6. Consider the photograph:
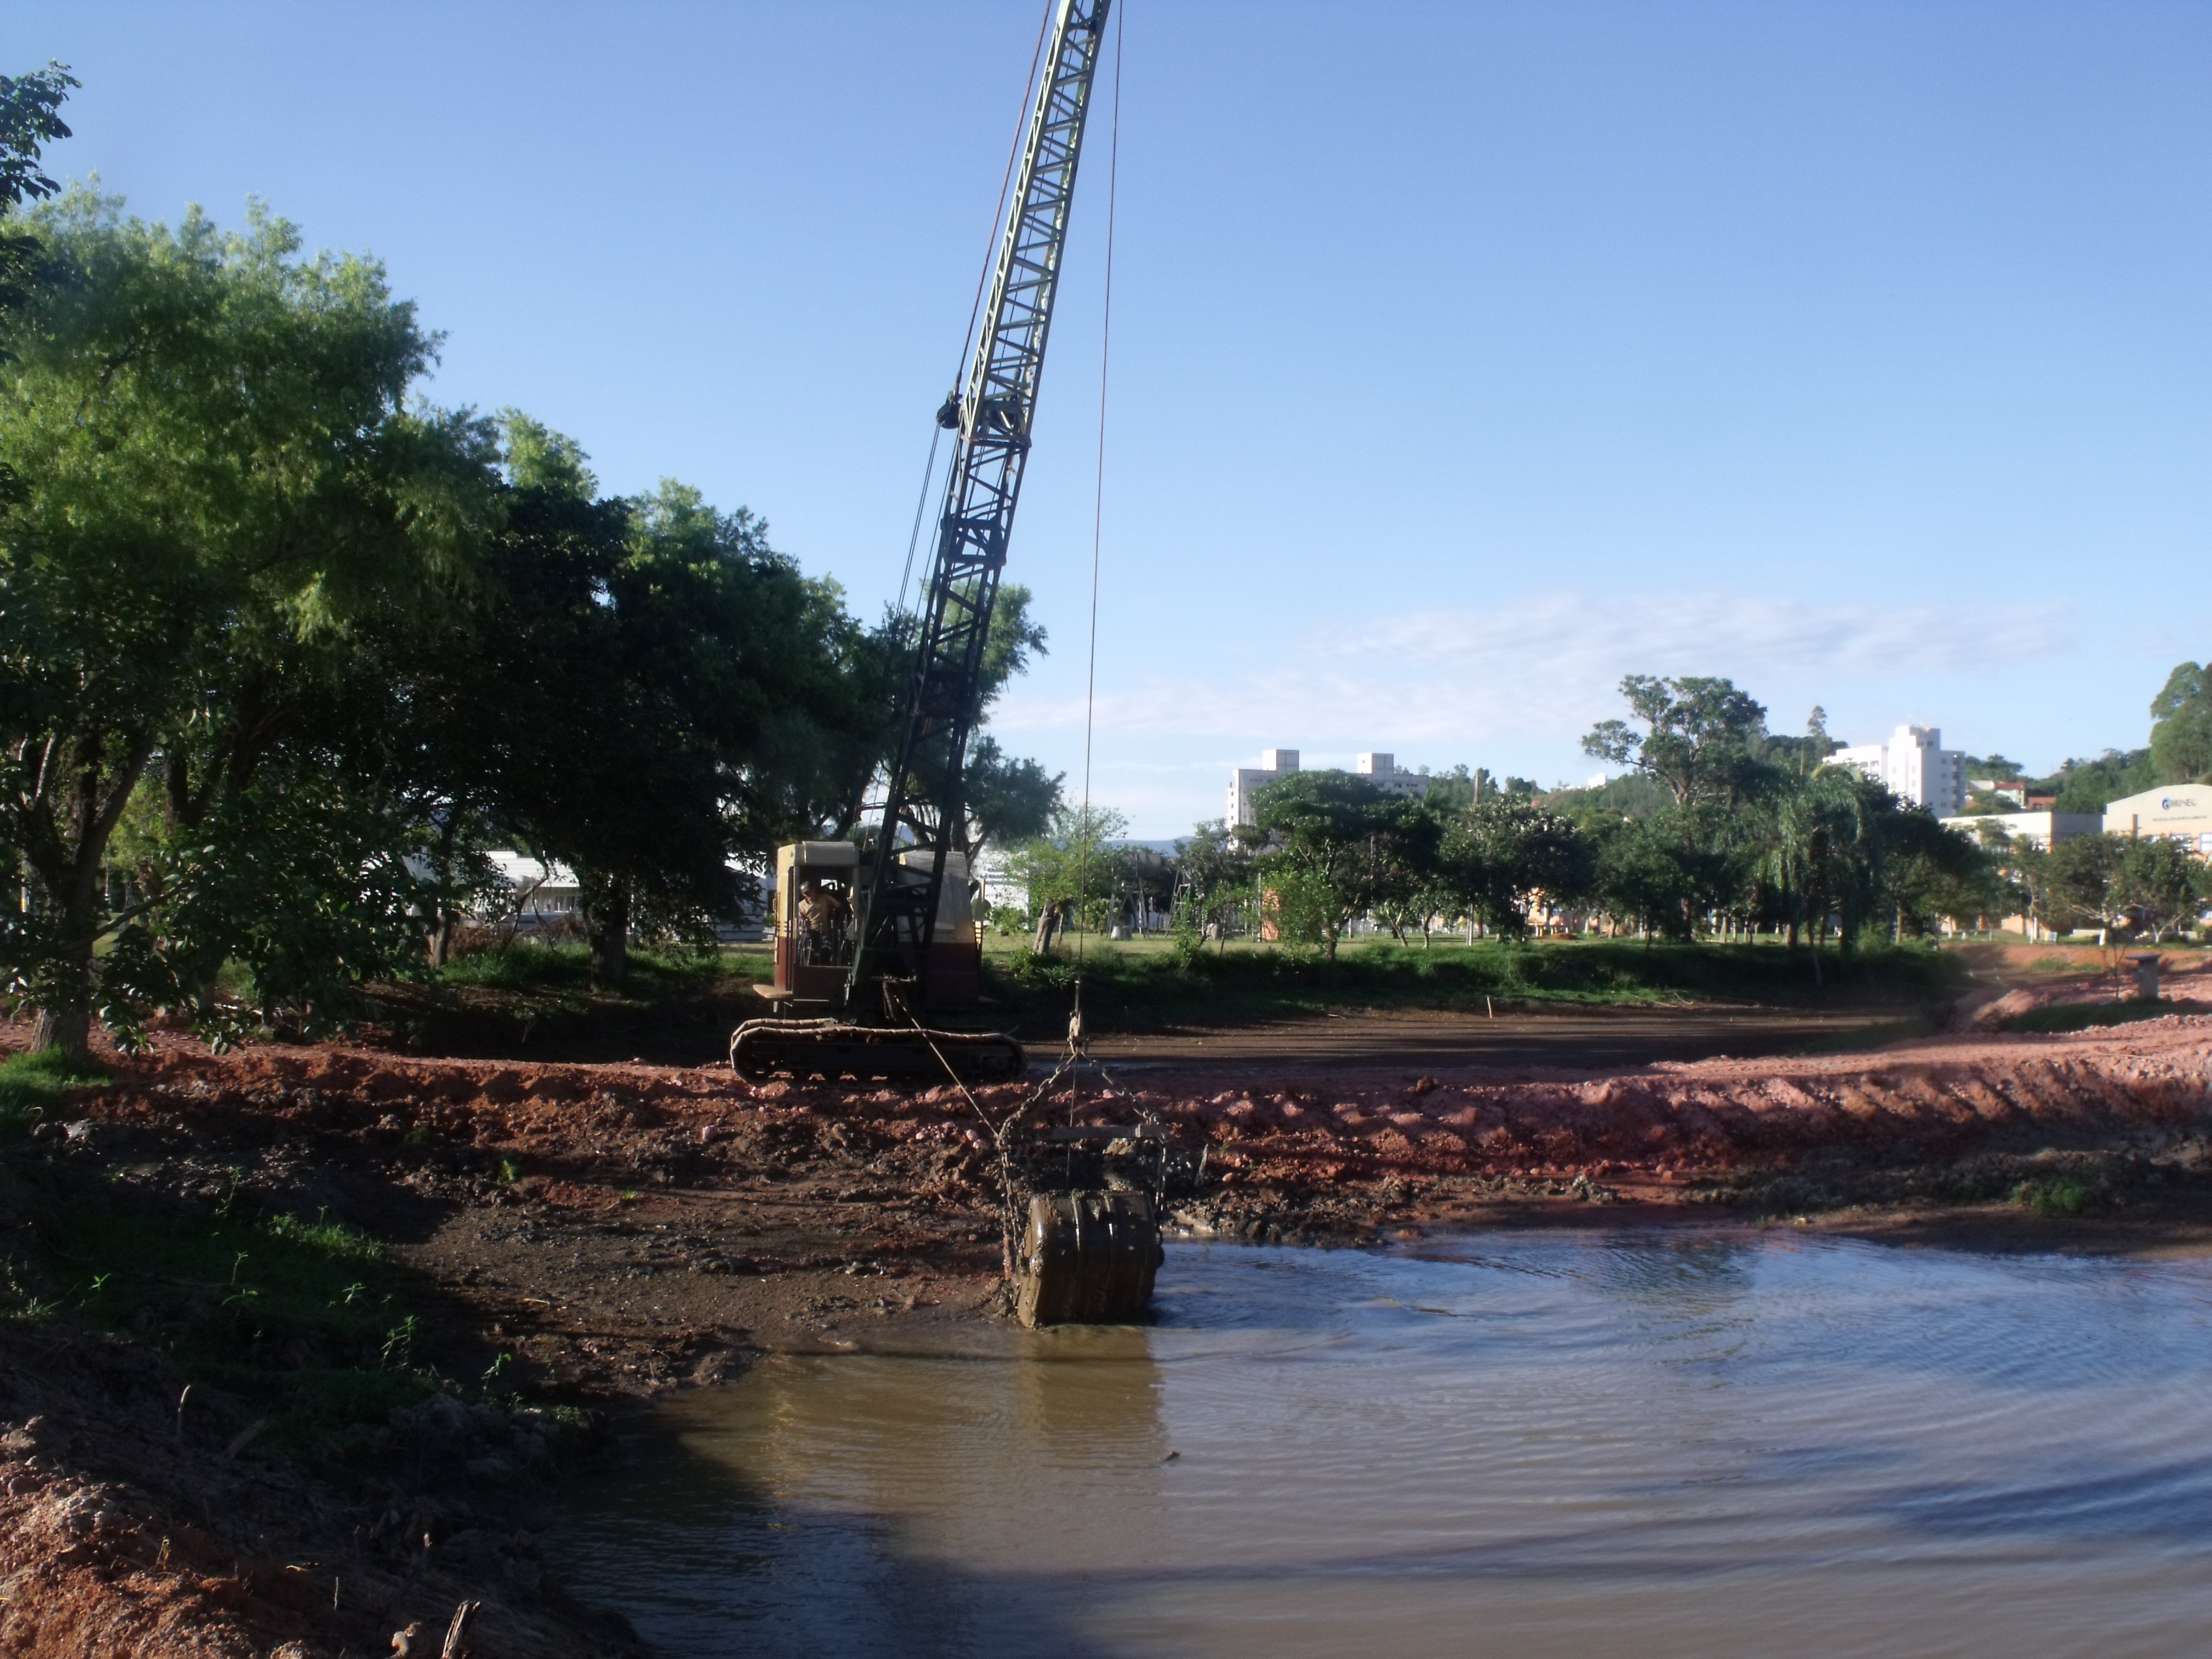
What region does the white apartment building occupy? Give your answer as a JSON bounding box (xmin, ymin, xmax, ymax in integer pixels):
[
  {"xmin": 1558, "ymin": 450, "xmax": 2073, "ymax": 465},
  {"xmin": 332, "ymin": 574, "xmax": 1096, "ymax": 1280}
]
[
  {"xmin": 1829, "ymin": 724, "xmax": 1968, "ymax": 816},
  {"xmin": 1227, "ymin": 748, "xmax": 1430, "ymax": 827}
]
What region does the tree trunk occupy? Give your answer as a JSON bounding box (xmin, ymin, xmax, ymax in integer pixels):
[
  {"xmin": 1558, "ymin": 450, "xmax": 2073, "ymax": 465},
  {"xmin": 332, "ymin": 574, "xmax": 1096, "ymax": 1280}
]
[
  {"xmin": 589, "ymin": 880, "xmax": 631, "ymax": 987},
  {"xmin": 23, "ymin": 736, "xmax": 153, "ymax": 1057},
  {"xmin": 28, "ymin": 864, "xmax": 102, "ymax": 1058},
  {"xmin": 30, "ymin": 999, "xmax": 90, "ymax": 1059}
]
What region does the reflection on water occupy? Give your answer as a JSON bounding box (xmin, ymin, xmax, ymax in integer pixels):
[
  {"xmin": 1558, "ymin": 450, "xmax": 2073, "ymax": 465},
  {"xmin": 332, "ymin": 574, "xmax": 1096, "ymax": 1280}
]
[{"xmin": 551, "ymin": 1234, "xmax": 2212, "ymax": 1658}]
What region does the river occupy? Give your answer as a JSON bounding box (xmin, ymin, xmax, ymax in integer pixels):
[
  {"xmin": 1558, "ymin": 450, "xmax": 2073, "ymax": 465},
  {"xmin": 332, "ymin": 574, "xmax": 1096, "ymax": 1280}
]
[{"xmin": 551, "ymin": 1230, "xmax": 2212, "ymax": 1657}]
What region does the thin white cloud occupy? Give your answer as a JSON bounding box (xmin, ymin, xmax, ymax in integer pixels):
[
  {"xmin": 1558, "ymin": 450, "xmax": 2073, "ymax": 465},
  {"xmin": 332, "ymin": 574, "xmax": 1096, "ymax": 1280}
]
[{"xmin": 990, "ymin": 587, "xmax": 2074, "ymax": 748}]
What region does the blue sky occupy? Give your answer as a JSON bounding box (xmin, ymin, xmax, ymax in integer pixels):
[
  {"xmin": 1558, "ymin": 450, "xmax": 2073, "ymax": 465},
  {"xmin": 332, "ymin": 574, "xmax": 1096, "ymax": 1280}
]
[{"xmin": 12, "ymin": 1, "xmax": 2208, "ymax": 834}]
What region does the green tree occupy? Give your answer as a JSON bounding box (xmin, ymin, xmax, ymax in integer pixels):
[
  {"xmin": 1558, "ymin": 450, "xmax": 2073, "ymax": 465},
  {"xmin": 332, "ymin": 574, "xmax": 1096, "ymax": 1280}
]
[
  {"xmin": 1583, "ymin": 675, "xmax": 1772, "ymax": 809},
  {"xmin": 1587, "ymin": 814, "xmax": 1701, "ymax": 942},
  {"xmin": 0, "ymin": 193, "xmax": 491, "ymax": 1053},
  {"xmin": 0, "ymin": 61, "xmax": 75, "ymax": 318},
  {"xmin": 1249, "ymin": 772, "xmax": 1416, "ymax": 960},
  {"xmin": 0, "ymin": 63, "xmax": 75, "ymax": 212},
  {"xmin": 1756, "ymin": 768, "xmax": 1889, "ymax": 973},
  {"xmin": 1008, "ymin": 805, "xmax": 1131, "ymax": 939},
  {"xmin": 1168, "ymin": 819, "xmax": 1258, "ymax": 950},
  {"xmin": 1881, "ymin": 806, "xmax": 2005, "ymax": 939},
  {"xmin": 2047, "ymin": 833, "xmax": 2130, "ymax": 943},
  {"xmin": 2112, "ymin": 834, "xmax": 2204, "ymax": 943},
  {"xmin": 2150, "ymin": 662, "xmax": 2212, "ymax": 785},
  {"xmin": 1366, "ymin": 802, "xmax": 1446, "ymax": 944},
  {"xmin": 1436, "ymin": 796, "xmax": 1592, "ymax": 940},
  {"xmin": 401, "ymin": 427, "xmax": 880, "ymax": 985},
  {"xmin": 962, "ymin": 736, "xmax": 1063, "ymax": 862},
  {"xmin": 2031, "ymin": 750, "xmax": 2156, "ymax": 814}
]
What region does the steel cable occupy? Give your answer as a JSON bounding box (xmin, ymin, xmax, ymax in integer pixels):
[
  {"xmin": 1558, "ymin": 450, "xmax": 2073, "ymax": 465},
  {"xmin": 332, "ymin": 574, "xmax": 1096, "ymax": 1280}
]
[{"xmin": 1070, "ymin": 0, "xmax": 1124, "ymax": 1030}]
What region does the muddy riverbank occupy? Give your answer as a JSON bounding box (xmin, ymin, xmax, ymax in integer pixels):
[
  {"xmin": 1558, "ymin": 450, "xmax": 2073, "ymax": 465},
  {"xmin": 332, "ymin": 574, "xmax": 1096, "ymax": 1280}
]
[{"xmin": 0, "ymin": 1007, "xmax": 2208, "ymax": 1654}]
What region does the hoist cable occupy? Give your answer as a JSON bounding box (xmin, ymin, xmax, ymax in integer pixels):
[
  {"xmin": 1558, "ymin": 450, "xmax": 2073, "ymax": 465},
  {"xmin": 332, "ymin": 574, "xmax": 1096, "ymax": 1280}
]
[
  {"xmin": 890, "ymin": 423, "xmax": 943, "ymax": 642},
  {"xmin": 1071, "ymin": 0, "xmax": 1124, "ymax": 998}
]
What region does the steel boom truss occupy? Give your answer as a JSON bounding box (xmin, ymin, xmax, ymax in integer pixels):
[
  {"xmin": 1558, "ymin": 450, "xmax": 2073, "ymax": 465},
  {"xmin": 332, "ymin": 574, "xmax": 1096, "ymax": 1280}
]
[{"xmin": 847, "ymin": 0, "xmax": 1113, "ymax": 1010}]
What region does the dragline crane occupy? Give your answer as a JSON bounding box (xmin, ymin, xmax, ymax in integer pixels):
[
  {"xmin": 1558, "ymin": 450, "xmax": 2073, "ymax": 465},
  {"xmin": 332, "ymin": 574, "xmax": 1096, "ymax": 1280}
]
[{"xmin": 731, "ymin": 0, "xmax": 1115, "ymax": 1088}]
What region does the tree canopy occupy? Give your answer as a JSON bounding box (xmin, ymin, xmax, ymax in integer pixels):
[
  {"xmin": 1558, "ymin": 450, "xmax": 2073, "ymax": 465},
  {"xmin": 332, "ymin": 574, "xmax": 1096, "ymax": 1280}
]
[
  {"xmin": 2151, "ymin": 662, "xmax": 2212, "ymax": 785},
  {"xmin": 0, "ymin": 188, "xmax": 1062, "ymax": 1045}
]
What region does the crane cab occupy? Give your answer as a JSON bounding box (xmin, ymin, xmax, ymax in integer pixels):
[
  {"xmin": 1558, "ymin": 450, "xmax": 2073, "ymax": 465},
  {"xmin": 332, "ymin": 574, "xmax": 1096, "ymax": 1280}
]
[{"xmin": 758, "ymin": 839, "xmax": 984, "ymax": 1010}]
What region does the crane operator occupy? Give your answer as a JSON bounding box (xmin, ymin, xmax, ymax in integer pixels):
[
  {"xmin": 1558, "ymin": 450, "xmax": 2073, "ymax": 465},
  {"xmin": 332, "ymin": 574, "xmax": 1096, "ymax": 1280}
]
[{"xmin": 794, "ymin": 877, "xmax": 852, "ymax": 965}]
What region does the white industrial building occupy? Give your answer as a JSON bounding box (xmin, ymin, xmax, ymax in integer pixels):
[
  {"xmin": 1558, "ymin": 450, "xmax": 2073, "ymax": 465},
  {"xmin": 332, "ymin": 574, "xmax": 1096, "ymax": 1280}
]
[
  {"xmin": 1829, "ymin": 724, "xmax": 1968, "ymax": 816},
  {"xmin": 1227, "ymin": 748, "xmax": 1430, "ymax": 827},
  {"xmin": 483, "ymin": 851, "xmax": 582, "ymax": 923},
  {"xmin": 1939, "ymin": 810, "xmax": 2100, "ymax": 851},
  {"xmin": 2103, "ymin": 785, "xmax": 2212, "ymax": 856}
]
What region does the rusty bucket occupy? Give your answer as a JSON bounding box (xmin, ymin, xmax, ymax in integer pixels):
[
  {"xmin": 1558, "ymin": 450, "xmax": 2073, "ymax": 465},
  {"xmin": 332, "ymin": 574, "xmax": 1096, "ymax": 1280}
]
[{"xmin": 1015, "ymin": 1191, "xmax": 1162, "ymax": 1328}]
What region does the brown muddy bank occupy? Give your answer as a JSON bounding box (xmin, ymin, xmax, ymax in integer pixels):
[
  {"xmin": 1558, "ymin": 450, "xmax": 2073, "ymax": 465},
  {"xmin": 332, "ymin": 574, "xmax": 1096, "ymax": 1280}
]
[{"xmin": 0, "ymin": 1010, "xmax": 2208, "ymax": 1653}]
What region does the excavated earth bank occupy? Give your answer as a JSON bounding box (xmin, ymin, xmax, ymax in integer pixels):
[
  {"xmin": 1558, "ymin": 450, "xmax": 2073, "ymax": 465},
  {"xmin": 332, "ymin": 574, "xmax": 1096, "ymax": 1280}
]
[{"xmin": 0, "ymin": 1010, "xmax": 2209, "ymax": 1655}]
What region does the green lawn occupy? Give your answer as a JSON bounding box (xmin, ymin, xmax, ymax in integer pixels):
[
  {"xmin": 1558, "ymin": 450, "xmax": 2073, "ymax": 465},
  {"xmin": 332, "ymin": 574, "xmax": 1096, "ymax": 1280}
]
[
  {"xmin": 363, "ymin": 940, "xmax": 773, "ymax": 1063},
  {"xmin": 984, "ymin": 932, "xmax": 1969, "ymax": 1031}
]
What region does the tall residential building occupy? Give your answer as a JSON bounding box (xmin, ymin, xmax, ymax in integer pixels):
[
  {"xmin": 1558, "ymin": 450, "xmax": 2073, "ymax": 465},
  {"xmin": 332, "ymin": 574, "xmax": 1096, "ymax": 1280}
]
[
  {"xmin": 1228, "ymin": 748, "xmax": 1299, "ymax": 827},
  {"xmin": 1829, "ymin": 724, "xmax": 1968, "ymax": 816},
  {"xmin": 1227, "ymin": 748, "xmax": 1429, "ymax": 827}
]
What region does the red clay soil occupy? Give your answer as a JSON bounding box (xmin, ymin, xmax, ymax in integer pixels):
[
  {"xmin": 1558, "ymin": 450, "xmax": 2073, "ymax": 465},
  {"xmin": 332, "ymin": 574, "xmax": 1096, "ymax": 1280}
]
[{"xmin": 2, "ymin": 1007, "xmax": 2211, "ymax": 1654}]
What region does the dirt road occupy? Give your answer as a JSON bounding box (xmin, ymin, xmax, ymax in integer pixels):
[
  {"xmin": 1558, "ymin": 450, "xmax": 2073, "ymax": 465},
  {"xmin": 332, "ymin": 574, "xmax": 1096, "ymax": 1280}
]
[{"xmin": 1085, "ymin": 1001, "xmax": 1906, "ymax": 1074}]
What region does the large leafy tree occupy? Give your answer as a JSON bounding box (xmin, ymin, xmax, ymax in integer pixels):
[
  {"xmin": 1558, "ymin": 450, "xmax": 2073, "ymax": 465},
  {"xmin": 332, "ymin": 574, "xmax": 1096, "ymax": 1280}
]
[
  {"xmin": 2047, "ymin": 833, "xmax": 2130, "ymax": 944},
  {"xmin": 1583, "ymin": 675, "xmax": 1773, "ymax": 809},
  {"xmin": 395, "ymin": 421, "xmax": 886, "ymax": 985},
  {"xmin": 1881, "ymin": 804, "xmax": 2005, "ymax": 940},
  {"xmin": 1248, "ymin": 772, "xmax": 1420, "ymax": 961},
  {"xmin": 1008, "ymin": 804, "xmax": 1131, "ymax": 936},
  {"xmin": 962, "ymin": 736, "xmax": 1063, "ymax": 862},
  {"xmin": 0, "ymin": 61, "xmax": 75, "ymax": 318},
  {"xmin": 0, "ymin": 193, "xmax": 491, "ymax": 1052},
  {"xmin": 2150, "ymin": 662, "xmax": 2212, "ymax": 785},
  {"xmin": 2111, "ymin": 834, "xmax": 2204, "ymax": 943},
  {"xmin": 1436, "ymin": 796, "xmax": 1591, "ymax": 940},
  {"xmin": 1168, "ymin": 819, "xmax": 1257, "ymax": 945},
  {"xmin": 1582, "ymin": 814, "xmax": 1701, "ymax": 940}
]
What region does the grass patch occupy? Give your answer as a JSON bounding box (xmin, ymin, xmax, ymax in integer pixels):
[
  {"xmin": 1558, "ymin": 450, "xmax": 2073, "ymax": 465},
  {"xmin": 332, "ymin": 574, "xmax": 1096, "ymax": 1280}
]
[
  {"xmin": 364, "ymin": 941, "xmax": 773, "ymax": 1061},
  {"xmin": 2003, "ymin": 999, "xmax": 2183, "ymax": 1035},
  {"xmin": 2014, "ymin": 1176, "xmax": 2099, "ymax": 1216},
  {"xmin": 987, "ymin": 937, "xmax": 1969, "ymax": 1030},
  {"xmin": 55, "ymin": 1207, "xmax": 444, "ymax": 1459},
  {"xmin": 0, "ymin": 1049, "xmax": 112, "ymax": 1134},
  {"xmin": 435, "ymin": 939, "xmax": 762, "ymax": 994}
]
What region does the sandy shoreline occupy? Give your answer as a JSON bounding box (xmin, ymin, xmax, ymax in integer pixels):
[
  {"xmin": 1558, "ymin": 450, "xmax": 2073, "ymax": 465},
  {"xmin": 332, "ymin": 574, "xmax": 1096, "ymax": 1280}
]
[{"xmin": 0, "ymin": 1007, "xmax": 2207, "ymax": 1653}]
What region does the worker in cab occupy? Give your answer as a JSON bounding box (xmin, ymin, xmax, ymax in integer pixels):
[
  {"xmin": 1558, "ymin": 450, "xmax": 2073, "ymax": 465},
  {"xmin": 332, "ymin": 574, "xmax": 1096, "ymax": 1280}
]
[{"xmin": 795, "ymin": 878, "xmax": 851, "ymax": 962}]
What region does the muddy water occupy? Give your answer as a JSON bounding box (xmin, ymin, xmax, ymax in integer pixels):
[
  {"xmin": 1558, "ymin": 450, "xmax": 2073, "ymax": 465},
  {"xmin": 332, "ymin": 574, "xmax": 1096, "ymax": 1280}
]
[{"xmin": 552, "ymin": 1235, "xmax": 2212, "ymax": 1657}]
